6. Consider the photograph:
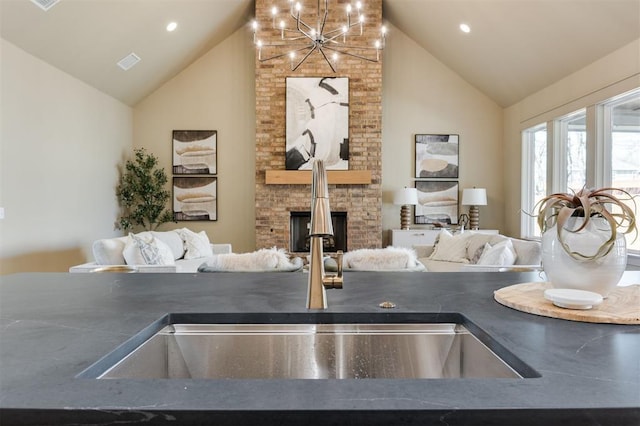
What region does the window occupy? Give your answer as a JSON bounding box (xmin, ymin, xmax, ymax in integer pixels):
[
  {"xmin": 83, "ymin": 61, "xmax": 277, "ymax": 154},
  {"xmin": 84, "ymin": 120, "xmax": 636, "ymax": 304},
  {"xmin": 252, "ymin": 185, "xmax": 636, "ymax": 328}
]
[
  {"xmin": 521, "ymin": 88, "xmax": 640, "ymax": 257},
  {"xmin": 601, "ymin": 90, "xmax": 640, "ymax": 253},
  {"xmin": 558, "ymin": 110, "xmax": 587, "ymax": 193},
  {"xmin": 521, "ymin": 124, "xmax": 547, "ymax": 238}
]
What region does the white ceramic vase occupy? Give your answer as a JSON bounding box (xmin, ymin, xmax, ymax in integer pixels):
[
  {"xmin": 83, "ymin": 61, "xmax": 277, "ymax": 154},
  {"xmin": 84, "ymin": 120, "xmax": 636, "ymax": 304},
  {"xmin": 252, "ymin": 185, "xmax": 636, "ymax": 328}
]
[{"xmin": 541, "ymin": 217, "xmax": 626, "ymax": 297}]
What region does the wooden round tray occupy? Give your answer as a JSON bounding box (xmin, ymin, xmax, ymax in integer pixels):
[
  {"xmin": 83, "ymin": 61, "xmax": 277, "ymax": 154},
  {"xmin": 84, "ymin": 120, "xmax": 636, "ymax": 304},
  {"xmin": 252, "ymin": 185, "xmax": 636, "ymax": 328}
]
[{"xmin": 494, "ymin": 282, "xmax": 639, "ymax": 324}]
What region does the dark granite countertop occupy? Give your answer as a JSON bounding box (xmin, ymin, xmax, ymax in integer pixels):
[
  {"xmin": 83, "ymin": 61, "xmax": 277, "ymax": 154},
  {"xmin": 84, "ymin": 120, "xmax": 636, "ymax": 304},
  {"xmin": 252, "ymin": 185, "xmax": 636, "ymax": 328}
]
[{"xmin": 0, "ymin": 271, "xmax": 638, "ymax": 425}]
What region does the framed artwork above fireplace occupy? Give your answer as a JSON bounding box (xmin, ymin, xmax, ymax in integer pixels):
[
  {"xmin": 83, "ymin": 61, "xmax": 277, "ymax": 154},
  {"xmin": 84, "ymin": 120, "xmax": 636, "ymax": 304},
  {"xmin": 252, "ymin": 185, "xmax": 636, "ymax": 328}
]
[{"xmin": 285, "ymin": 77, "xmax": 349, "ymax": 171}]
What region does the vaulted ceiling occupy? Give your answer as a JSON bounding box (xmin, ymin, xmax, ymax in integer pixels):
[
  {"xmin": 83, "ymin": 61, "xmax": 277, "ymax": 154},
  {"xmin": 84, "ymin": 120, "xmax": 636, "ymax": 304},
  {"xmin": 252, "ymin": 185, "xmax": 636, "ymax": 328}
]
[{"xmin": 1, "ymin": 0, "xmax": 638, "ymax": 107}]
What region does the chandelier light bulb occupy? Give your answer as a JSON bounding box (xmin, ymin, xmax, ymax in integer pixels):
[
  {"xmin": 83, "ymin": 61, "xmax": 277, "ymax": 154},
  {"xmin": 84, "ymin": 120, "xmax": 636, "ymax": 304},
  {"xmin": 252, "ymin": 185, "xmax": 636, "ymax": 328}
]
[
  {"xmin": 381, "ymin": 25, "xmax": 387, "ymax": 35},
  {"xmin": 342, "ymin": 25, "xmax": 348, "ymax": 33},
  {"xmin": 359, "ymin": 14, "xmax": 365, "ymax": 23},
  {"xmin": 296, "ymin": 2, "xmax": 301, "ymax": 12},
  {"xmin": 375, "ymin": 40, "xmax": 380, "ymax": 49},
  {"xmin": 289, "ymin": 51, "xmax": 295, "ymax": 59},
  {"xmin": 332, "ymin": 52, "xmax": 338, "ymax": 61},
  {"xmin": 356, "ymin": 1, "xmax": 362, "ymax": 11},
  {"xmin": 272, "ymin": 6, "xmax": 278, "ymax": 15},
  {"xmin": 346, "ymin": 4, "xmax": 352, "ymax": 13}
]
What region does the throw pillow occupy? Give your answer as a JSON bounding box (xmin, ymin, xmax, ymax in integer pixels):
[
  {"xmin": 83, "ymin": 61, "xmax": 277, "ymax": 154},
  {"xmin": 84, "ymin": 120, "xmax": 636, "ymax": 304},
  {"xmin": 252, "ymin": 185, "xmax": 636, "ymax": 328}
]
[
  {"xmin": 179, "ymin": 228, "xmax": 214, "ymax": 259},
  {"xmin": 151, "ymin": 230, "xmax": 185, "ymax": 260},
  {"xmin": 469, "ymin": 244, "xmax": 485, "ymax": 264},
  {"xmin": 509, "ymin": 238, "xmax": 542, "ymax": 265},
  {"xmin": 477, "ymin": 239, "xmax": 517, "ymax": 266},
  {"xmin": 466, "ymin": 233, "xmax": 507, "ymax": 262},
  {"xmin": 123, "ymin": 233, "xmax": 175, "ymax": 266},
  {"xmin": 412, "ymin": 244, "xmax": 434, "ymax": 259},
  {"xmin": 428, "ymin": 230, "xmax": 470, "ymax": 263},
  {"xmin": 92, "ymin": 237, "xmax": 128, "ymax": 265}
]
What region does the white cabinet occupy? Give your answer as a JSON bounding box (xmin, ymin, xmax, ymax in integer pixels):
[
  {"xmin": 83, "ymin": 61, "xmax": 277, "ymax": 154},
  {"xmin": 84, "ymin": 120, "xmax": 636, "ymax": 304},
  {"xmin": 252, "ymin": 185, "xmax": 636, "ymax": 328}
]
[
  {"xmin": 391, "ymin": 229, "xmax": 499, "ymax": 249},
  {"xmin": 391, "ymin": 230, "xmax": 440, "ymax": 248}
]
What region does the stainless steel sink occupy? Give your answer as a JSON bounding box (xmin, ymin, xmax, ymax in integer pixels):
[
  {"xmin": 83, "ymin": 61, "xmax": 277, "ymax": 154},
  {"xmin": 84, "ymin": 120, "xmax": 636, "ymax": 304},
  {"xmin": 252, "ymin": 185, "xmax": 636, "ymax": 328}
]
[{"xmin": 89, "ymin": 322, "xmax": 526, "ymax": 379}]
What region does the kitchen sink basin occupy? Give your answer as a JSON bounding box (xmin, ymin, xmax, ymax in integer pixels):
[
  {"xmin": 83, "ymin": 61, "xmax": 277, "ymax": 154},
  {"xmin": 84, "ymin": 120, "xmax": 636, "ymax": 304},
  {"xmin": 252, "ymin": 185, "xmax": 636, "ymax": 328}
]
[{"xmin": 80, "ymin": 314, "xmax": 537, "ymax": 380}]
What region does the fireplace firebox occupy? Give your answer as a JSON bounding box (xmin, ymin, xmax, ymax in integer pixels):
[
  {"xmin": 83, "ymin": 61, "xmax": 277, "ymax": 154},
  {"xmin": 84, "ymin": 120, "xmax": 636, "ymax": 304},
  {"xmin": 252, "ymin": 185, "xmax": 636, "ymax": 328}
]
[{"xmin": 290, "ymin": 211, "xmax": 347, "ymax": 253}]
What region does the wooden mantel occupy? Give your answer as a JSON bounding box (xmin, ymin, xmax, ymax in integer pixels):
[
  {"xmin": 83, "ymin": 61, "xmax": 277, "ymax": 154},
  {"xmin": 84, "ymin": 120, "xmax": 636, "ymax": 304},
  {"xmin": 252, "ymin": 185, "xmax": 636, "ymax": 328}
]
[{"xmin": 265, "ymin": 170, "xmax": 372, "ymax": 185}]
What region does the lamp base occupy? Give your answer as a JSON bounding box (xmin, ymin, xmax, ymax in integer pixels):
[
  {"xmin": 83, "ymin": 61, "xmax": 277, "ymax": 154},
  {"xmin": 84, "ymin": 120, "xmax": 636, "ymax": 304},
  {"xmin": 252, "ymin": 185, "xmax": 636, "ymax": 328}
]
[
  {"xmin": 469, "ymin": 205, "xmax": 480, "ymax": 230},
  {"xmin": 400, "ymin": 205, "xmax": 412, "ymax": 230}
]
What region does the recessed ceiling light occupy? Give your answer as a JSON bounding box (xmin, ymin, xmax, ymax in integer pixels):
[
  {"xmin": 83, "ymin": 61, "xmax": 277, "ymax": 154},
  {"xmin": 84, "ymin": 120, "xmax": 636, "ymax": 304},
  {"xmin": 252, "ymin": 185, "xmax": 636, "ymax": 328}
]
[
  {"xmin": 460, "ymin": 23, "xmax": 471, "ymax": 33},
  {"xmin": 166, "ymin": 22, "xmax": 178, "ymax": 32}
]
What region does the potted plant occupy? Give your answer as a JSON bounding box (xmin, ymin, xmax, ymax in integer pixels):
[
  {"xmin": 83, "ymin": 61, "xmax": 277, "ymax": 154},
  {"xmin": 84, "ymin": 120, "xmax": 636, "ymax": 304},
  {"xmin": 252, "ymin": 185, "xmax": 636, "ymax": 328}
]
[
  {"xmin": 115, "ymin": 148, "xmax": 175, "ymax": 232},
  {"xmin": 535, "ymin": 187, "xmax": 637, "ymax": 296}
]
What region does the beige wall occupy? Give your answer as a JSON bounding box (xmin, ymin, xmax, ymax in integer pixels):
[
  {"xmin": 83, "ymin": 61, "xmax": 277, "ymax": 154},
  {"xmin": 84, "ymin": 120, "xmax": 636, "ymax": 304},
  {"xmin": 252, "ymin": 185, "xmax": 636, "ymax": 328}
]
[
  {"xmin": 503, "ymin": 38, "xmax": 640, "ymax": 238},
  {"xmin": 0, "ymin": 39, "xmax": 133, "ymax": 273},
  {"xmin": 381, "ymin": 24, "xmax": 504, "ymax": 243},
  {"xmin": 133, "ymin": 28, "xmax": 256, "ymax": 253}
]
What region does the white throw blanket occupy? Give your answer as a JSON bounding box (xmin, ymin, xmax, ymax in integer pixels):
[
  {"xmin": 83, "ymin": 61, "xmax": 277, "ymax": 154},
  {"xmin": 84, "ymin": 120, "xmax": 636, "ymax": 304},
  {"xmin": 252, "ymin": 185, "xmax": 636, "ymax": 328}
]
[
  {"xmin": 343, "ymin": 247, "xmax": 424, "ymax": 271},
  {"xmin": 199, "ymin": 247, "xmax": 303, "ymax": 272}
]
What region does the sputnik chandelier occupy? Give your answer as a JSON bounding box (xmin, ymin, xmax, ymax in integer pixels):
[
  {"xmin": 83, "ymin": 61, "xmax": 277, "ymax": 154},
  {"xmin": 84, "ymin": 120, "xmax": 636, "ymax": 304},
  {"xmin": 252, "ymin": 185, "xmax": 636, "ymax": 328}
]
[{"xmin": 252, "ymin": 0, "xmax": 387, "ymax": 72}]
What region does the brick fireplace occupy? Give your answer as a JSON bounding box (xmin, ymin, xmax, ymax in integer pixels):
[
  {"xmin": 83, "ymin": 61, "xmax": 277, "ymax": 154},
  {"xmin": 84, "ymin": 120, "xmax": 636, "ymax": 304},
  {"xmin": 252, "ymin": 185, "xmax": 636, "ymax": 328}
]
[{"xmin": 254, "ymin": 0, "xmax": 382, "ymax": 252}]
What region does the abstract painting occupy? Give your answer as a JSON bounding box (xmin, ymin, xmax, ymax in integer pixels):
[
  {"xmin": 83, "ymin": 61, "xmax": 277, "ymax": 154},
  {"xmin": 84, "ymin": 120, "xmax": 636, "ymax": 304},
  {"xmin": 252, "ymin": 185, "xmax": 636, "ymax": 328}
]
[
  {"xmin": 285, "ymin": 77, "xmax": 349, "ymax": 170},
  {"xmin": 415, "ymin": 134, "xmax": 459, "ymax": 178},
  {"xmin": 173, "ymin": 130, "xmax": 217, "ymax": 175},
  {"xmin": 173, "ymin": 177, "xmax": 217, "ymax": 221},
  {"xmin": 414, "ymin": 180, "xmax": 459, "ymax": 225}
]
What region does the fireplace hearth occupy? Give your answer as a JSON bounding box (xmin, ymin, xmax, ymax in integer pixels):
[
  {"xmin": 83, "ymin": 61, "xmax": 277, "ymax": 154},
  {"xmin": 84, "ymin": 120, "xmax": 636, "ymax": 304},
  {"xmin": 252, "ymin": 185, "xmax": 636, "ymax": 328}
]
[{"xmin": 290, "ymin": 211, "xmax": 347, "ymax": 253}]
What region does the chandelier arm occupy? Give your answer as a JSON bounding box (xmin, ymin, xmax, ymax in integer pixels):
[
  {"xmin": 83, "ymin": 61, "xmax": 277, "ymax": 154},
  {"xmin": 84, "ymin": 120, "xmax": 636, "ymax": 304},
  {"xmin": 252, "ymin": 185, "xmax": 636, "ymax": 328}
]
[
  {"xmin": 323, "ymin": 46, "xmax": 380, "ymax": 63},
  {"xmin": 296, "ymin": 21, "xmax": 315, "ymax": 41},
  {"xmin": 280, "ymin": 29, "xmax": 313, "ymax": 42},
  {"xmin": 319, "ymin": 0, "xmax": 329, "ymax": 36},
  {"xmin": 290, "ymin": 10, "xmax": 313, "ymax": 34},
  {"xmin": 260, "ymin": 41, "xmax": 312, "ymax": 48},
  {"xmin": 259, "ymin": 44, "xmax": 314, "ymax": 62},
  {"xmin": 322, "ymin": 20, "xmax": 365, "ymax": 41},
  {"xmin": 318, "ymin": 47, "xmax": 337, "ymax": 73},
  {"xmin": 324, "ymin": 39, "xmax": 382, "ymax": 51},
  {"xmin": 292, "ymin": 45, "xmax": 319, "ymax": 71}
]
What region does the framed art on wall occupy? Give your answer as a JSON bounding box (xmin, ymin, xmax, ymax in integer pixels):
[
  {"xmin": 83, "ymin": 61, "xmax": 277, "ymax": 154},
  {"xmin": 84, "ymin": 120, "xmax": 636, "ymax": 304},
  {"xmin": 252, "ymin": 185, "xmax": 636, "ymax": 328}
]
[
  {"xmin": 172, "ymin": 130, "xmax": 217, "ymax": 175},
  {"xmin": 415, "ymin": 134, "xmax": 459, "ymax": 178},
  {"xmin": 285, "ymin": 77, "xmax": 349, "ymax": 171},
  {"xmin": 414, "ymin": 180, "xmax": 459, "ymax": 225},
  {"xmin": 173, "ymin": 177, "xmax": 217, "ymax": 221}
]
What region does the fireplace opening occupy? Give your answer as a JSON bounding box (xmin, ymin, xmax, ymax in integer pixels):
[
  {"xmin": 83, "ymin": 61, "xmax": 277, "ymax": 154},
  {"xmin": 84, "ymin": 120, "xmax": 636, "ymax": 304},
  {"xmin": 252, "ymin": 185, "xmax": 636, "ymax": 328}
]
[{"xmin": 290, "ymin": 211, "xmax": 347, "ymax": 253}]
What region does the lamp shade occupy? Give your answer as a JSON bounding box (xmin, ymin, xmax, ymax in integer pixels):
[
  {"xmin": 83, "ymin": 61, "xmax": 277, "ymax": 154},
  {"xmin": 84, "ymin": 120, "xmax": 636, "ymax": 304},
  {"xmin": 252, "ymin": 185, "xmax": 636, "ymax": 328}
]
[
  {"xmin": 393, "ymin": 187, "xmax": 418, "ymax": 205},
  {"xmin": 461, "ymin": 188, "xmax": 487, "ymax": 206}
]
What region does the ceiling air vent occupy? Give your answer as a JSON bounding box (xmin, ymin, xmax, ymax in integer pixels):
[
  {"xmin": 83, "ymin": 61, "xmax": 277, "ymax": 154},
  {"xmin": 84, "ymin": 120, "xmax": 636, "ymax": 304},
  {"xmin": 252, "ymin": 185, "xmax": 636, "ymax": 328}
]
[
  {"xmin": 30, "ymin": 0, "xmax": 60, "ymax": 11},
  {"xmin": 117, "ymin": 53, "xmax": 141, "ymax": 71}
]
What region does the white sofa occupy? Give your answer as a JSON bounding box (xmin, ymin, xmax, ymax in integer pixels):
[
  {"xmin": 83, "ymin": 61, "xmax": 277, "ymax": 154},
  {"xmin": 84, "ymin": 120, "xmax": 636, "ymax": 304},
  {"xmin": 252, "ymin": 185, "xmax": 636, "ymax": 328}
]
[
  {"xmin": 413, "ymin": 230, "xmax": 542, "ymax": 272},
  {"xmin": 69, "ymin": 229, "xmax": 232, "ymax": 273}
]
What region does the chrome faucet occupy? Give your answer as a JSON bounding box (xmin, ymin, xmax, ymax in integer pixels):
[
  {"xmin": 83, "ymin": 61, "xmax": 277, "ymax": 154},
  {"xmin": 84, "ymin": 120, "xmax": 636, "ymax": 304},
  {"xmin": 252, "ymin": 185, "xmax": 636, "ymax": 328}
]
[{"xmin": 307, "ymin": 159, "xmax": 343, "ymax": 309}]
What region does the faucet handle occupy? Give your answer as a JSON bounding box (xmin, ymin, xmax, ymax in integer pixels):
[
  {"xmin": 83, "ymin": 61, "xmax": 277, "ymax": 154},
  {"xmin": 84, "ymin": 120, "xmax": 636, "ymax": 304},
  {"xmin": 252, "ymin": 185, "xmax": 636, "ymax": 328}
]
[
  {"xmin": 335, "ymin": 250, "xmax": 343, "ymax": 279},
  {"xmin": 323, "ymin": 250, "xmax": 343, "ymax": 289}
]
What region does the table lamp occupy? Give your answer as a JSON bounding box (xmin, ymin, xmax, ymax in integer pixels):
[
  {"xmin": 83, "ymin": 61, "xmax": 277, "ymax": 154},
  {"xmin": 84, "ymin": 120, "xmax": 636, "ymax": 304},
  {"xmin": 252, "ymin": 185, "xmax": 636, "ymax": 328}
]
[
  {"xmin": 393, "ymin": 187, "xmax": 419, "ymax": 230},
  {"xmin": 461, "ymin": 188, "xmax": 487, "ymax": 230}
]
